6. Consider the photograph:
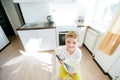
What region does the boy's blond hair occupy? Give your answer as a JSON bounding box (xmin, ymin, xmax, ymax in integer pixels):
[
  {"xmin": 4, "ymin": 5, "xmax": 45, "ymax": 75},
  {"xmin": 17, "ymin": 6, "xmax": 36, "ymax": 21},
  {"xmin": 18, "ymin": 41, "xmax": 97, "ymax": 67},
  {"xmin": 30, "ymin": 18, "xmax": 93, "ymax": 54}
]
[{"xmin": 65, "ymin": 31, "xmax": 80, "ymax": 42}]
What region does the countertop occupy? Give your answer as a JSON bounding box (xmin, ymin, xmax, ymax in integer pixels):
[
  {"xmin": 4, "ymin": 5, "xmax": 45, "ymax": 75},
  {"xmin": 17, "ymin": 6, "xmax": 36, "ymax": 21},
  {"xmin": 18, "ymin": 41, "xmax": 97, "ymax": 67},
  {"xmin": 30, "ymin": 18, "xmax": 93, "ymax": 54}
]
[{"xmin": 17, "ymin": 22, "xmax": 56, "ymax": 31}]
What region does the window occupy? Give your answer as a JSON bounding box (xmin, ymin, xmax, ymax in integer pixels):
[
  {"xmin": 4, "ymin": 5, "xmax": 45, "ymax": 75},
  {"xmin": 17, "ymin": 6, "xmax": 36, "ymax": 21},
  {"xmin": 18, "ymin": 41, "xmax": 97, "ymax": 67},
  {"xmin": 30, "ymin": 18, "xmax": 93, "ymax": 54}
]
[{"xmin": 93, "ymin": 0, "xmax": 120, "ymax": 30}]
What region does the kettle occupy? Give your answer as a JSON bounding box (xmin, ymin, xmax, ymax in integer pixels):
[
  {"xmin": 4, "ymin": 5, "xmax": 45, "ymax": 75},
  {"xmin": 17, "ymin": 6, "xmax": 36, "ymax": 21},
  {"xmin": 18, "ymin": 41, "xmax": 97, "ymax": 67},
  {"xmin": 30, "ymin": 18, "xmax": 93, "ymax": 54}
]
[{"xmin": 47, "ymin": 15, "xmax": 54, "ymax": 24}]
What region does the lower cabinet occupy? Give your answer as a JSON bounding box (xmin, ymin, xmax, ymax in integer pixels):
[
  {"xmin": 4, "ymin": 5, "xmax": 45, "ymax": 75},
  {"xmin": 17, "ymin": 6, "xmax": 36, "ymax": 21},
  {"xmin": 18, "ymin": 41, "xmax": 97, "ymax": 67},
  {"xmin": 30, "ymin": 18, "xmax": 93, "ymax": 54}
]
[
  {"xmin": 94, "ymin": 44, "xmax": 120, "ymax": 79},
  {"xmin": 77, "ymin": 27, "xmax": 87, "ymax": 47},
  {"xmin": 82, "ymin": 27, "xmax": 120, "ymax": 79},
  {"xmin": 17, "ymin": 28, "xmax": 56, "ymax": 51},
  {"xmin": 18, "ymin": 30, "xmax": 40, "ymax": 51},
  {"xmin": 84, "ymin": 28, "xmax": 100, "ymax": 53},
  {"xmin": 37, "ymin": 29, "xmax": 57, "ymax": 51},
  {"xmin": 108, "ymin": 52, "xmax": 120, "ymax": 79},
  {"xmin": 0, "ymin": 26, "xmax": 9, "ymax": 51}
]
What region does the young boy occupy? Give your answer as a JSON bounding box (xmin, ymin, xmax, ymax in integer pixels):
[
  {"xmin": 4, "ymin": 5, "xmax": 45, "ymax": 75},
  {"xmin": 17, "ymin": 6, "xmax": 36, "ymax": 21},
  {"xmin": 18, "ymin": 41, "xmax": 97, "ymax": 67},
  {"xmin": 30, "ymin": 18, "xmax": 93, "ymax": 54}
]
[{"xmin": 55, "ymin": 31, "xmax": 82, "ymax": 80}]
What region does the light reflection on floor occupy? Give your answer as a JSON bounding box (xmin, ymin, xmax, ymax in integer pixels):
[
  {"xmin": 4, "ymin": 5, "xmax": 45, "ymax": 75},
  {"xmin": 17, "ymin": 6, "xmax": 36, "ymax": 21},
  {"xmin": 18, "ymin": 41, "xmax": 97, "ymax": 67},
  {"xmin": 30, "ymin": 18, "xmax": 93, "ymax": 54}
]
[{"xmin": 0, "ymin": 50, "xmax": 56, "ymax": 80}]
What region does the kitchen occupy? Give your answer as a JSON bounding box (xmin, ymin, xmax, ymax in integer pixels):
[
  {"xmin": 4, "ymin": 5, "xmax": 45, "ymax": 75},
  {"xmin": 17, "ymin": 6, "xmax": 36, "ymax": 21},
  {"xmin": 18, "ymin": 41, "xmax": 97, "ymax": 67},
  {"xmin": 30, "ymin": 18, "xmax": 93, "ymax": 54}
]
[{"xmin": 0, "ymin": 0, "xmax": 120, "ymax": 80}]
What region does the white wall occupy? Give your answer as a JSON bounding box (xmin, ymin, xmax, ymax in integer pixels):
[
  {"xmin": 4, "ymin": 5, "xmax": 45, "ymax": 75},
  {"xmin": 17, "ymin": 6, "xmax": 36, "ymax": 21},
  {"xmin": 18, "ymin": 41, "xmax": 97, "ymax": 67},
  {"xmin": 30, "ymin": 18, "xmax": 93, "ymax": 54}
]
[
  {"xmin": 19, "ymin": 1, "xmax": 98, "ymax": 25},
  {"xmin": 20, "ymin": 3, "xmax": 50, "ymax": 23},
  {"xmin": 19, "ymin": 3, "xmax": 84, "ymax": 24},
  {"xmin": 50, "ymin": 3, "xmax": 78, "ymax": 25}
]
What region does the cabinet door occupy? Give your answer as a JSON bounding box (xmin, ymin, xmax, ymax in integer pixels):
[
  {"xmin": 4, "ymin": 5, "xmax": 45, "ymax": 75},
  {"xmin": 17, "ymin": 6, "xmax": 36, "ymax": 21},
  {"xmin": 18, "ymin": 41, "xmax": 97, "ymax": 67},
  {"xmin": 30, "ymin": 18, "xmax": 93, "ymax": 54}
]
[
  {"xmin": 13, "ymin": 0, "xmax": 33, "ymax": 3},
  {"xmin": 13, "ymin": 0, "xmax": 50, "ymax": 3},
  {"xmin": 0, "ymin": 26, "xmax": 9, "ymax": 50},
  {"xmin": 77, "ymin": 27, "xmax": 87, "ymax": 47},
  {"xmin": 37, "ymin": 29, "xmax": 56, "ymax": 51},
  {"xmin": 17, "ymin": 30, "xmax": 39, "ymax": 51},
  {"xmin": 108, "ymin": 56, "xmax": 120, "ymax": 78},
  {"xmin": 84, "ymin": 28, "xmax": 99, "ymax": 53},
  {"xmin": 108, "ymin": 45, "xmax": 120, "ymax": 78},
  {"xmin": 94, "ymin": 44, "xmax": 120, "ymax": 74}
]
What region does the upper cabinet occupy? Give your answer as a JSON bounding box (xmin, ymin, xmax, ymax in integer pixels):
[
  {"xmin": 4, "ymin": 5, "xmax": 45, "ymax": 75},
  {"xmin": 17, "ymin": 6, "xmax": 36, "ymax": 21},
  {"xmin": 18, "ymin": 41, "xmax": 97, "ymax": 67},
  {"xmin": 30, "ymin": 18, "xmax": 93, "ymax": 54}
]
[
  {"xmin": 13, "ymin": 0, "xmax": 49, "ymax": 3},
  {"xmin": 13, "ymin": 0, "xmax": 76, "ymax": 3},
  {"xmin": 52, "ymin": 0, "xmax": 76, "ymax": 3},
  {"xmin": 13, "ymin": 0, "xmax": 32, "ymax": 3}
]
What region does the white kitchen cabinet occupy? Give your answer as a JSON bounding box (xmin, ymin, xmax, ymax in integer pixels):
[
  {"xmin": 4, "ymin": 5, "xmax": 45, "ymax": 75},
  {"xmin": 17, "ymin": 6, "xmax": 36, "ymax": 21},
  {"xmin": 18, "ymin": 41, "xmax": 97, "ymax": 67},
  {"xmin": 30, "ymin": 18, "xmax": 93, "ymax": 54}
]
[
  {"xmin": 77, "ymin": 27, "xmax": 87, "ymax": 47},
  {"xmin": 84, "ymin": 28, "xmax": 100, "ymax": 53},
  {"xmin": 37, "ymin": 28, "xmax": 56, "ymax": 51},
  {"xmin": 0, "ymin": 26, "xmax": 9, "ymax": 50},
  {"xmin": 13, "ymin": 0, "xmax": 33, "ymax": 3},
  {"xmin": 13, "ymin": 0, "xmax": 75, "ymax": 3},
  {"xmin": 17, "ymin": 28, "xmax": 56, "ymax": 51},
  {"xmin": 17, "ymin": 30, "xmax": 40, "ymax": 51},
  {"xmin": 108, "ymin": 49, "xmax": 120, "ymax": 79},
  {"xmin": 52, "ymin": 0, "xmax": 76, "ymax": 3},
  {"xmin": 94, "ymin": 44, "xmax": 120, "ymax": 78},
  {"xmin": 13, "ymin": 0, "xmax": 50, "ymax": 3}
]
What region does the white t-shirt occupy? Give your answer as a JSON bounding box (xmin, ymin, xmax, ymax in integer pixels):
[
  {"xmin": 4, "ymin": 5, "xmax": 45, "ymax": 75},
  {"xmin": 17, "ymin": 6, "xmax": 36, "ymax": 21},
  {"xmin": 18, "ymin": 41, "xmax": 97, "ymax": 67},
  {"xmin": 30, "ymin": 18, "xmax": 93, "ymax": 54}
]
[{"xmin": 55, "ymin": 46, "xmax": 82, "ymax": 72}]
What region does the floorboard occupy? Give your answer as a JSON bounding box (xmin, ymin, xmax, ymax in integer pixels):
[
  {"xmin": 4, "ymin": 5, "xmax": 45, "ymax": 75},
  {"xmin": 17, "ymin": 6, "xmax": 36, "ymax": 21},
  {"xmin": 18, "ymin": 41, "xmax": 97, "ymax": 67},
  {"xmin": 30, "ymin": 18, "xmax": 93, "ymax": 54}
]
[{"xmin": 0, "ymin": 35, "xmax": 110, "ymax": 80}]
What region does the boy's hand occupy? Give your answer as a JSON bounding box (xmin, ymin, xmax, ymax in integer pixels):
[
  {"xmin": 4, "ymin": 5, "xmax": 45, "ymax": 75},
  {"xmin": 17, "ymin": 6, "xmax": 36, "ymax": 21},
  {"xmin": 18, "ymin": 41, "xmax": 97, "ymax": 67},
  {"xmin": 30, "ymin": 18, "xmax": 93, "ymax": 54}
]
[{"xmin": 59, "ymin": 60, "xmax": 64, "ymax": 65}]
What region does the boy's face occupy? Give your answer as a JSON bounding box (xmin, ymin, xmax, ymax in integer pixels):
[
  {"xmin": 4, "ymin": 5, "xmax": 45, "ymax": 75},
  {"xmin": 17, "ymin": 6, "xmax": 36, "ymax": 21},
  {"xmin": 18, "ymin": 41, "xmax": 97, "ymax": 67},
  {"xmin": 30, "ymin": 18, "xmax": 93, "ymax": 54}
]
[{"xmin": 65, "ymin": 37, "xmax": 78, "ymax": 51}]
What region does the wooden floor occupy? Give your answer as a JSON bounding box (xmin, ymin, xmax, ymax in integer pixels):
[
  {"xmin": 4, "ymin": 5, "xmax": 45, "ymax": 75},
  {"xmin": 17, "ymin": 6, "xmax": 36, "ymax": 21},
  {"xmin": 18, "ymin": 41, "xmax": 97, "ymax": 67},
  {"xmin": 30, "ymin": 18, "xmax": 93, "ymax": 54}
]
[{"xmin": 0, "ymin": 35, "xmax": 110, "ymax": 80}]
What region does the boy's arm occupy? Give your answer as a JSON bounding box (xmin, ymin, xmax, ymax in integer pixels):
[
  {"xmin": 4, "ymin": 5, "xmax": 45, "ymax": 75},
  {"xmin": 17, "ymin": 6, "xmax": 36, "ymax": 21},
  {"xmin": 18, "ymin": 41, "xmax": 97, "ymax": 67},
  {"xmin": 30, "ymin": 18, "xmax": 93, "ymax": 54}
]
[{"xmin": 74, "ymin": 49, "xmax": 82, "ymax": 63}]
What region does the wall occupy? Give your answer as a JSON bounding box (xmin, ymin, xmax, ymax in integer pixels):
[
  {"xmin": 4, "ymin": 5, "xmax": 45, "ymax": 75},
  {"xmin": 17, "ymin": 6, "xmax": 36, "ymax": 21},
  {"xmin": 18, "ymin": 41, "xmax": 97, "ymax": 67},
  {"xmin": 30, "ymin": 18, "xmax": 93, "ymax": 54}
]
[
  {"xmin": 13, "ymin": 0, "xmax": 99, "ymax": 26},
  {"xmin": 20, "ymin": 3, "xmax": 50, "ymax": 23},
  {"xmin": 19, "ymin": 2, "xmax": 84, "ymax": 24}
]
